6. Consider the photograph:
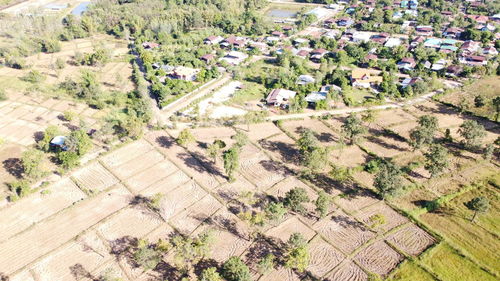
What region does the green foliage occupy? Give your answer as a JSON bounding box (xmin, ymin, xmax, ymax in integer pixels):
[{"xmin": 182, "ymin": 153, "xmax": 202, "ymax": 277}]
[
  {"xmin": 284, "ymin": 187, "xmax": 310, "ymax": 214},
  {"xmin": 368, "ymin": 213, "xmax": 387, "ymax": 228},
  {"xmin": 148, "ymin": 193, "xmax": 164, "ymax": 211},
  {"xmin": 171, "ymin": 230, "xmax": 215, "ymax": 272},
  {"xmin": 232, "ymin": 131, "xmax": 248, "ymax": 148},
  {"xmin": 409, "ymin": 115, "xmax": 438, "ymax": 150},
  {"xmin": 57, "ymin": 151, "xmax": 80, "ymax": 170},
  {"xmin": 38, "ymin": 125, "xmax": 60, "ymax": 152},
  {"xmin": 264, "ymin": 201, "xmax": 287, "ymax": 222},
  {"xmin": 200, "ymin": 267, "xmax": 223, "ymax": 281},
  {"xmin": 459, "ymin": 120, "xmax": 486, "ymax": 150},
  {"xmin": 223, "ymin": 147, "xmax": 239, "ymax": 182},
  {"xmin": 342, "ymin": 113, "xmax": 367, "ymax": 144},
  {"xmin": 297, "ymin": 128, "xmax": 318, "ymax": 154},
  {"xmin": 284, "ymin": 233, "xmax": 309, "ymax": 272},
  {"xmin": 424, "ymin": 144, "xmax": 449, "ymax": 177},
  {"xmin": 177, "ymin": 128, "xmax": 195, "ymax": 146},
  {"xmin": 482, "ymin": 143, "xmax": 495, "ymax": 161},
  {"xmin": 55, "ymin": 57, "xmax": 66, "ymax": 70},
  {"xmin": 66, "ymin": 129, "xmax": 93, "ymax": 156},
  {"xmin": 222, "ymin": 256, "xmax": 251, "ymax": 281},
  {"xmin": 374, "ymin": 160, "xmax": 404, "ymax": 199},
  {"xmin": 315, "ymin": 190, "xmax": 331, "ymax": 218},
  {"xmin": 207, "ymin": 139, "xmax": 226, "ymax": 164},
  {"xmin": 8, "ymin": 180, "xmax": 31, "ymax": 200},
  {"xmin": 364, "ymin": 158, "xmax": 382, "ymax": 174},
  {"xmin": 304, "ymin": 146, "xmax": 330, "ymax": 173},
  {"xmin": 0, "ymin": 89, "xmax": 7, "ymax": 101},
  {"xmin": 257, "ymin": 254, "xmax": 275, "ymax": 275},
  {"xmin": 465, "ymin": 196, "xmax": 490, "ymax": 222},
  {"xmin": 133, "ymin": 239, "xmax": 161, "ymax": 271},
  {"xmin": 21, "ymin": 70, "xmax": 45, "ymax": 83},
  {"xmin": 63, "ymin": 110, "xmax": 76, "ymax": 121},
  {"xmin": 21, "ymin": 149, "xmax": 45, "ymax": 179},
  {"xmin": 330, "ymin": 164, "xmax": 353, "ymax": 182}
]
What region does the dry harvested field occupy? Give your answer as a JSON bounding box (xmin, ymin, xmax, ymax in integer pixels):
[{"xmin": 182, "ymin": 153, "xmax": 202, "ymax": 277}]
[{"xmin": 4, "ymin": 99, "xmax": 497, "ymax": 280}]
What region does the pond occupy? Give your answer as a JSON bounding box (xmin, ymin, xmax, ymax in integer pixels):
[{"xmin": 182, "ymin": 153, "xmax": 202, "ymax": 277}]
[
  {"xmin": 71, "ymin": 2, "xmax": 90, "ymax": 16},
  {"xmin": 266, "ymin": 9, "xmax": 297, "ymax": 18}
]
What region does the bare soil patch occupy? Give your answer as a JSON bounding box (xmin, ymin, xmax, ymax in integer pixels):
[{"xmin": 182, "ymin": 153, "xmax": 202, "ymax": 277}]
[
  {"xmin": 354, "ymin": 240, "xmax": 404, "ymax": 277},
  {"xmin": 313, "ymin": 211, "xmax": 375, "ymax": 254},
  {"xmin": 0, "ymin": 177, "xmax": 86, "ymax": 242},
  {"xmin": 354, "ymin": 203, "xmax": 409, "ymax": 233},
  {"xmin": 0, "ymin": 185, "xmax": 131, "ymax": 275},
  {"xmin": 235, "ymin": 122, "xmax": 282, "ymax": 141},
  {"xmin": 140, "ymin": 170, "xmax": 191, "ymax": 197},
  {"xmin": 335, "ymin": 189, "xmax": 379, "ymax": 213},
  {"xmin": 281, "ymin": 118, "xmax": 339, "ymax": 143},
  {"xmin": 169, "ymin": 194, "xmax": 222, "ymax": 234},
  {"xmin": 324, "ymin": 260, "xmax": 368, "ymax": 281},
  {"xmin": 159, "ymin": 181, "xmax": 208, "ymax": 220},
  {"xmin": 307, "ymin": 237, "xmax": 346, "ymax": 278},
  {"xmin": 124, "ymin": 159, "xmax": 178, "ymax": 193},
  {"xmin": 106, "ymin": 150, "xmax": 165, "ymax": 180},
  {"xmin": 259, "ymin": 267, "xmax": 301, "ymax": 281},
  {"xmin": 72, "ymin": 162, "xmax": 119, "ymax": 194},
  {"xmin": 373, "ymin": 109, "xmax": 416, "ymax": 128},
  {"xmin": 100, "ymin": 140, "xmax": 153, "ymax": 169},
  {"xmin": 258, "ymin": 133, "xmax": 302, "ymax": 169},
  {"xmin": 386, "ymin": 224, "xmax": 436, "ymax": 256},
  {"xmin": 330, "ymin": 145, "xmax": 369, "ymax": 167},
  {"xmin": 266, "ymin": 216, "xmax": 316, "ymax": 242},
  {"xmin": 239, "ymin": 151, "xmax": 290, "ymax": 189}
]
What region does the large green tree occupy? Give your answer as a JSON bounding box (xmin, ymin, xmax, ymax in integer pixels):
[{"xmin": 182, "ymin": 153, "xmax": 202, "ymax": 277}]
[
  {"xmin": 409, "ymin": 115, "xmax": 438, "ymax": 150},
  {"xmin": 223, "ymin": 147, "xmax": 240, "ymax": 182},
  {"xmin": 424, "ymin": 144, "xmax": 449, "ymax": 177},
  {"xmin": 459, "ymin": 120, "xmax": 486, "ymax": 150},
  {"xmin": 341, "ymin": 113, "xmax": 367, "ymax": 144},
  {"xmin": 374, "ymin": 160, "xmax": 404, "ymax": 199},
  {"xmin": 222, "ymin": 256, "xmax": 251, "ymax": 281},
  {"xmin": 466, "ymin": 196, "xmax": 489, "ymax": 222}
]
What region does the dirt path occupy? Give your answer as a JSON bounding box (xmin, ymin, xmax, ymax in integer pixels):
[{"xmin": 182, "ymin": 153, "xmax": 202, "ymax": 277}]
[{"xmin": 267, "ymin": 91, "xmax": 440, "ymax": 121}]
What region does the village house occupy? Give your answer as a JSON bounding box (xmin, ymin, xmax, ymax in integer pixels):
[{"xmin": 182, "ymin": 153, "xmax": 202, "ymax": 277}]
[
  {"xmin": 204, "ymin": 35, "xmax": 224, "ymax": 45},
  {"xmin": 220, "ymin": 51, "xmax": 248, "ymax": 65},
  {"xmin": 468, "ymin": 15, "xmax": 489, "ymax": 24},
  {"xmin": 220, "ymin": 36, "xmax": 247, "ymax": 49},
  {"xmin": 371, "ymin": 33, "xmax": 390, "ymax": 44},
  {"xmin": 266, "ymin": 89, "xmax": 297, "ymax": 107},
  {"xmin": 460, "ymin": 40, "xmax": 482, "ymax": 54},
  {"xmin": 415, "ymin": 25, "xmax": 433, "ymax": 36},
  {"xmin": 310, "ymin": 48, "xmax": 329, "ymax": 62},
  {"xmin": 171, "ymin": 66, "xmax": 200, "ymax": 81},
  {"xmin": 200, "ymin": 54, "xmax": 215, "ymax": 64},
  {"xmin": 142, "ymin": 42, "xmax": 159, "ymax": 49},
  {"xmin": 271, "ymin": 31, "xmax": 286, "ymax": 38},
  {"xmin": 296, "ymin": 75, "xmax": 316, "ymax": 85},
  {"xmin": 385, "ymin": 37, "xmax": 402, "ymax": 47},
  {"xmin": 411, "ymin": 36, "xmax": 425, "ymax": 47},
  {"xmin": 443, "ymin": 27, "xmax": 464, "ymax": 39},
  {"xmin": 295, "ymin": 49, "xmax": 311, "ymax": 59},
  {"xmin": 397, "ymin": 57, "xmax": 417, "ymax": 71},
  {"xmin": 351, "ymin": 69, "xmax": 383, "ymax": 88},
  {"xmin": 446, "ymin": 65, "xmax": 463, "ymax": 77},
  {"xmin": 459, "ymin": 55, "xmax": 488, "ymax": 66},
  {"xmin": 482, "ymin": 46, "xmax": 498, "ymax": 56},
  {"xmin": 352, "ymin": 31, "xmax": 371, "ymax": 42},
  {"xmin": 337, "ymin": 17, "xmax": 354, "ymax": 27},
  {"xmin": 401, "ymin": 77, "xmax": 422, "ymax": 88},
  {"xmin": 324, "ymin": 18, "xmax": 336, "ymax": 28}
]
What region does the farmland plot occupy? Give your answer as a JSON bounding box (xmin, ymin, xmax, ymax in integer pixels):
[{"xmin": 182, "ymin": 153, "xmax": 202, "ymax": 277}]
[
  {"xmin": 72, "ymin": 162, "xmax": 119, "ymax": 194},
  {"xmin": 306, "ymin": 237, "xmax": 346, "ymax": 278},
  {"xmin": 324, "ymin": 260, "xmax": 368, "ymax": 281},
  {"xmin": 354, "ymin": 203, "xmax": 409, "ymax": 233},
  {"xmin": 354, "ymin": 240, "xmax": 404, "ymax": 276},
  {"xmin": 386, "ymin": 224, "xmax": 436, "ymax": 256}
]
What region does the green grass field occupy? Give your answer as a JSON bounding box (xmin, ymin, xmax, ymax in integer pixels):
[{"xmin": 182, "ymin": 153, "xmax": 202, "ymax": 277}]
[
  {"xmin": 420, "ymin": 243, "xmax": 497, "ymax": 281},
  {"xmin": 388, "ymin": 260, "xmax": 436, "ymax": 281}
]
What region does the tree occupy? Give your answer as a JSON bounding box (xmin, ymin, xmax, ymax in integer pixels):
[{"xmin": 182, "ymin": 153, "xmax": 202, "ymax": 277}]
[
  {"xmin": 284, "ymin": 187, "xmax": 310, "ymax": 214},
  {"xmin": 361, "ymin": 110, "xmax": 377, "ymax": 127},
  {"xmin": 222, "ymin": 256, "xmax": 251, "ymax": 281},
  {"xmin": 341, "ymin": 113, "xmax": 367, "ymax": 144},
  {"xmin": 304, "ymin": 146, "xmax": 330, "ymax": 172},
  {"xmin": 409, "ymin": 115, "xmax": 438, "ymax": 150},
  {"xmin": 459, "ymin": 120, "xmax": 486, "ymax": 150},
  {"xmin": 424, "ymin": 144, "xmax": 449, "ymax": 177},
  {"xmin": 374, "ymin": 161, "xmax": 404, "ymax": 199},
  {"xmin": 483, "ymin": 143, "xmax": 495, "ymax": 161},
  {"xmin": 66, "ymin": 130, "xmax": 93, "ymax": 156},
  {"xmin": 207, "ymin": 139, "xmax": 226, "ymax": 164},
  {"xmin": 257, "ymin": 254, "xmax": 275, "ymax": 275},
  {"xmin": 315, "ymin": 190, "xmax": 331, "ymax": 218},
  {"xmin": 21, "ymin": 149, "xmax": 45, "ymax": 179},
  {"xmin": 492, "ymin": 96, "xmax": 500, "ymax": 122},
  {"xmin": 297, "ymin": 129, "xmax": 318, "ymax": 154},
  {"xmin": 223, "ymin": 147, "xmax": 239, "ymax": 182},
  {"xmin": 284, "ymin": 233, "xmax": 309, "ymax": 273},
  {"xmin": 58, "ymin": 151, "xmax": 80, "ymax": 170},
  {"xmin": 177, "ymin": 129, "xmax": 195, "ymax": 146},
  {"xmin": 200, "ymin": 267, "xmax": 223, "ymax": 281},
  {"xmin": 133, "ymin": 239, "xmax": 161, "ymax": 271},
  {"xmin": 232, "ymin": 131, "xmax": 248, "ymax": 148},
  {"xmin": 466, "ymin": 196, "xmax": 489, "ymax": 222},
  {"xmin": 264, "ymin": 201, "xmax": 287, "ymax": 222},
  {"xmin": 171, "ymin": 231, "xmax": 215, "ymax": 274},
  {"xmin": 38, "ymin": 125, "xmax": 60, "ymax": 152}
]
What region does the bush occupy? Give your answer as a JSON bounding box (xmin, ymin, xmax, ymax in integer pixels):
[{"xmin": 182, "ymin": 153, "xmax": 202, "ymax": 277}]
[
  {"xmin": 63, "ymin": 111, "xmax": 76, "ymax": 121},
  {"xmin": 8, "ymin": 180, "xmax": 31, "ymax": 199},
  {"xmin": 58, "ymin": 151, "xmax": 80, "ymax": 169},
  {"xmin": 21, "ymin": 70, "xmax": 45, "ymax": 83},
  {"xmin": 222, "ymin": 257, "xmax": 251, "ymax": 281},
  {"xmin": 0, "ymin": 89, "xmax": 7, "ymax": 101}
]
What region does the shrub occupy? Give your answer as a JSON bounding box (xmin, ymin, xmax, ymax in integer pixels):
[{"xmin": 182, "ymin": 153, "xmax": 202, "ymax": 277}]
[
  {"xmin": 21, "ymin": 70, "xmax": 45, "ymax": 83},
  {"xmin": 222, "ymin": 256, "xmax": 251, "ymax": 281}
]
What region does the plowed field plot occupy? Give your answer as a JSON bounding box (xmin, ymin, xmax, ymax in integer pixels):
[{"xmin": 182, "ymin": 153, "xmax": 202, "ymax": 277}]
[
  {"xmin": 97, "ymin": 207, "xmax": 163, "ymax": 243},
  {"xmin": 124, "ymin": 159, "xmax": 178, "ymax": 193},
  {"xmin": 324, "ymin": 260, "xmax": 368, "ymax": 281},
  {"xmin": 215, "ymin": 177, "xmax": 258, "ymax": 202},
  {"xmin": 266, "ymin": 216, "xmax": 316, "ymax": 242},
  {"xmin": 72, "ymin": 162, "xmax": 119, "ymax": 194},
  {"xmin": 199, "ymin": 227, "xmax": 252, "ymax": 263},
  {"xmin": 351, "ymin": 170, "xmax": 375, "ymax": 189},
  {"xmin": 260, "ymin": 267, "xmax": 301, "ymax": 281},
  {"xmin": 354, "ymin": 203, "xmax": 409, "ymax": 233},
  {"xmin": 281, "ymin": 119, "xmax": 339, "ymax": 143},
  {"xmin": 372, "ymin": 109, "xmax": 416, "ymax": 127},
  {"xmin": 190, "ymin": 127, "xmax": 236, "ymax": 142},
  {"xmin": 0, "ymin": 177, "xmax": 86, "ymax": 242},
  {"xmin": 30, "ymin": 231, "xmax": 110, "ymax": 281},
  {"xmin": 100, "ymin": 140, "xmax": 154, "ymax": 168},
  {"xmin": 0, "ymin": 142, "xmax": 24, "ymax": 197},
  {"xmin": 160, "ymin": 181, "xmax": 207, "ymax": 220},
  {"xmin": 169, "ymin": 194, "xmax": 222, "ymax": 234},
  {"xmin": 386, "ymin": 224, "xmax": 435, "ymax": 256},
  {"xmin": 267, "ymin": 177, "xmax": 320, "ymax": 221},
  {"xmin": 330, "ymin": 145, "xmax": 369, "ymax": 167},
  {"xmin": 306, "ymin": 237, "xmax": 346, "ymax": 278},
  {"xmin": 258, "ymin": 133, "xmax": 302, "ymax": 168},
  {"xmin": 407, "ymin": 102, "xmax": 464, "ymax": 128},
  {"xmin": 81, "ymin": 261, "xmax": 127, "ymax": 281},
  {"xmin": 107, "ymin": 150, "xmax": 165, "ymax": 180},
  {"xmin": 388, "ymin": 121, "xmax": 418, "ymax": 140},
  {"xmin": 0, "ymin": 185, "xmax": 131, "ymax": 274},
  {"xmin": 239, "ymin": 152, "xmax": 289, "ymax": 189},
  {"xmin": 355, "ymin": 241, "xmax": 404, "ymax": 276},
  {"xmin": 362, "ymin": 135, "xmax": 410, "ymax": 158},
  {"xmin": 335, "ymin": 190, "xmax": 379, "ymax": 213},
  {"xmin": 313, "ymin": 211, "xmax": 375, "ymax": 254},
  {"xmin": 163, "ymin": 141, "xmax": 223, "ymax": 190},
  {"xmin": 0, "ymin": 118, "xmax": 43, "ymax": 146},
  {"xmin": 140, "ymin": 170, "xmax": 191, "ymax": 197},
  {"xmin": 235, "ymin": 123, "xmax": 282, "ymax": 141}
]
